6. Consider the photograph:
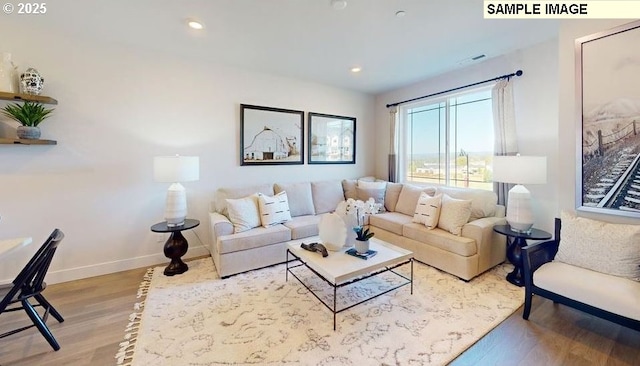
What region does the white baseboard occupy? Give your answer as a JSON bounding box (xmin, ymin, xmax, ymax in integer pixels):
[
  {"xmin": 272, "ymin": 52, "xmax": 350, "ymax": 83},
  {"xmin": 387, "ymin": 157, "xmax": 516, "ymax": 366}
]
[{"xmin": 45, "ymin": 245, "xmax": 211, "ymax": 284}]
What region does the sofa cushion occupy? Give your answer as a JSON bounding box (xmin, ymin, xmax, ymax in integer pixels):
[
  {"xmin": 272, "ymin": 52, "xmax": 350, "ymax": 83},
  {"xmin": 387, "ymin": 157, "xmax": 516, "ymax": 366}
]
[
  {"xmin": 555, "ymin": 211, "xmax": 640, "ymax": 281},
  {"xmin": 436, "ymin": 186, "xmax": 497, "ymax": 221},
  {"xmin": 437, "ymin": 194, "xmax": 472, "ymax": 236},
  {"xmin": 225, "ymin": 194, "xmax": 261, "ymax": 233},
  {"xmin": 283, "ymin": 215, "xmax": 321, "ymax": 239},
  {"xmin": 403, "ymin": 223, "xmax": 477, "ymax": 257},
  {"xmin": 413, "ymin": 193, "xmax": 442, "ymax": 230},
  {"xmin": 395, "ymin": 184, "xmax": 437, "ymax": 216},
  {"xmin": 384, "ymin": 182, "xmax": 403, "ymax": 212},
  {"xmin": 357, "ymin": 180, "xmax": 386, "ymax": 189},
  {"xmin": 534, "ymin": 261, "xmax": 640, "ymax": 321},
  {"xmin": 274, "ymin": 182, "xmax": 315, "ymax": 217},
  {"xmin": 258, "ymin": 191, "xmax": 292, "ymax": 227},
  {"xmin": 369, "ymin": 212, "xmax": 412, "ymax": 236},
  {"xmin": 217, "ymin": 225, "xmax": 292, "ymax": 254},
  {"xmin": 214, "ymin": 183, "xmax": 274, "ymax": 217},
  {"xmin": 342, "ymin": 179, "xmax": 357, "ymax": 200},
  {"xmin": 311, "ymin": 180, "xmax": 345, "ymax": 214}
]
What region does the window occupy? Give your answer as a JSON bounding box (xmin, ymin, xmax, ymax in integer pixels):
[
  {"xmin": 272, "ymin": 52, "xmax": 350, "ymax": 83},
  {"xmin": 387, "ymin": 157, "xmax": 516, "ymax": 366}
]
[{"xmin": 400, "ymin": 87, "xmax": 494, "ymax": 190}]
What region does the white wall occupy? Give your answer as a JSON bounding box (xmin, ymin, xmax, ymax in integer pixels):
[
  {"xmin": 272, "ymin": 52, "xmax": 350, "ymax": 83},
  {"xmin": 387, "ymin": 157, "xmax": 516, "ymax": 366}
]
[
  {"xmin": 557, "ymin": 19, "xmax": 640, "ymax": 224},
  {"xmin": 374, "ymin": 40, "xmax": 560, "ymax": 233},
  {"xmin": 0, "ymin": 22, "xmax": 375, "ymax": 283}
]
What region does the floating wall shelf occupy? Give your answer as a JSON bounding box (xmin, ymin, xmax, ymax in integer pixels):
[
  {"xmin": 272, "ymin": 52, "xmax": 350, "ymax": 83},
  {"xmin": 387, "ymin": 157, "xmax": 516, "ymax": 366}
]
[
  {"xmin": 0, "ymin": 138, "xmax": 57, "ymax": 145},
  {"xmin": 0, "ymin": 91, "xmax": 58, "ymax": 105}
]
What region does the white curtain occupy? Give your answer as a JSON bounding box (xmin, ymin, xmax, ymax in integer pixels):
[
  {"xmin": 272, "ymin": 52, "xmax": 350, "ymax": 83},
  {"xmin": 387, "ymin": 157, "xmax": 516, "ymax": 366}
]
[
  {"xmin": 388, "ymin": 106, "xmax": 399, "ymax": 182},
  {"xmin": 492, "ymin": 78, "xmax": 518, "ymax": 205}
]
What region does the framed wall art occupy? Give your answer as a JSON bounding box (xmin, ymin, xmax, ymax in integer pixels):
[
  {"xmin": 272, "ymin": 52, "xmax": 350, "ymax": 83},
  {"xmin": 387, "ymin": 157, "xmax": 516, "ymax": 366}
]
[
  {"xmin": 576, "ymin": 20, "xmax": 640, "ymax": 217},
  {"xmin": 308, "ymin": 112, "xmax": 356, "ymax": 164},
  {"xmin": 240, "ymin": 104, "xmax": 304, "ymax": 166}
]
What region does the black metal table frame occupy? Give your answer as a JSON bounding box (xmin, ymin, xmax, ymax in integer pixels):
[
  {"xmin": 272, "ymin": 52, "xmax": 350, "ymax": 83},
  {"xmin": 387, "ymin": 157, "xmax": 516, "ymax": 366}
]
[{"xmin": 286, "ymin": 249, "xmax": 413, "ymax": 330}]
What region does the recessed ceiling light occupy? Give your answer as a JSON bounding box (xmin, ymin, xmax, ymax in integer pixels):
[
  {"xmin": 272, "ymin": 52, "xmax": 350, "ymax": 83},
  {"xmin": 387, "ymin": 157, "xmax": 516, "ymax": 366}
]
[
  {"xmin": 351, "ymin": 66, "xmax": 362, "ymax": 73},
  {"xmin": 395, "ymin": 10, "xmax": 406, "ymax": 18},
  {"xmin": 331, "ymin": 0, "xmax": 347, "ymax": 10},
  {"xmin": 187, "ymin": 20, "xmax": 204, "ymax": 30}
]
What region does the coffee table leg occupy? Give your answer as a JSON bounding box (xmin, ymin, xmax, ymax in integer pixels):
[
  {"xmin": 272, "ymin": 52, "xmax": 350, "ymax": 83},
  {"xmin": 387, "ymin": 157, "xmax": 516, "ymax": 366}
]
[
  {"xmin": 333, "ymin": 286, "xmax": 337, "ymax": 331},
  {"xmin": 163, "ymin": 231, "xmax": 188, "ymax": 276},
  {"xmin": 286, "ymin": 249, "xmax": 289, "ymax": 282},
  {"xmin": 411, "ymin": 259, "xmax": 414, "ymax": 295}
]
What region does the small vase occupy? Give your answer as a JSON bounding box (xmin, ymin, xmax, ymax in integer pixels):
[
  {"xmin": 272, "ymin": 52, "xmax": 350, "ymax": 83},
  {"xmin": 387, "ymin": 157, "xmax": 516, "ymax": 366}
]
[
  {"xmin": 0, "ymin": 52, "xmax": 19, "ymax": 93},
  {"xmin": 20, "ymin": 67, "xmax": 44, "ymax": 95},
  {"xmin": 354, "ymin": 239, "xmax": 370, "ymax": 254},
  {"xmin": 17, "ymin": 126, "xmax": 41, "ymax": 139}
]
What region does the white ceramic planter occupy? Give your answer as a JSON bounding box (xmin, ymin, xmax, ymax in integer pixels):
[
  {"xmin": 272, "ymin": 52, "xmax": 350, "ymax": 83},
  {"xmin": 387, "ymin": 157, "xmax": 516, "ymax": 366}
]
[{"xmin": 354, "ymin": 239, "xmax": 370, "ymax": 254}]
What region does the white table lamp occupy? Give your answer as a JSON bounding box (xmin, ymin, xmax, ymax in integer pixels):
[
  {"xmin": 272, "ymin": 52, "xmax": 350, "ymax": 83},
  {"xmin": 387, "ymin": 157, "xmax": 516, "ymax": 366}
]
[
  {"xmin": 493, "ymin": 155, "xmax": 547, "ymax": 233},
  {"xmin": 154, "ymin": 155, "xmax": 200, "ymax": 227}
]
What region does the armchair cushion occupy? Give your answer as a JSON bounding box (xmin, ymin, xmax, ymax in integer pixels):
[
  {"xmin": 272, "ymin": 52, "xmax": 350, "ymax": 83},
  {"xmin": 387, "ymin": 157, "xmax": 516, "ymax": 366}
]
[
  {"xmin": 534, "ymin": 261, "xmax": 640, "ymax": 321},
  {"xmin": 556, "ymin": 211, "xmax": 640, "ymax": 281}
]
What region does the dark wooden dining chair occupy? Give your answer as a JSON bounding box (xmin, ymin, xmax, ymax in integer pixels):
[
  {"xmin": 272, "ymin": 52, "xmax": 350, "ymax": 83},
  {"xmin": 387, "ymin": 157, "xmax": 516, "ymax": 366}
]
[{"xmin": 0, "ymin": 229, "xmax": 65, "ymax": 351}]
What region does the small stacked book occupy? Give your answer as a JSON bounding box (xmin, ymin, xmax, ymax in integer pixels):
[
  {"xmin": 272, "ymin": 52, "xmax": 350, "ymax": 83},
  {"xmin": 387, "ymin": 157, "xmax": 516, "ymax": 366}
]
[{"xmin": 346, "ymin": 248, "xmax": 377, "ymax": 260}]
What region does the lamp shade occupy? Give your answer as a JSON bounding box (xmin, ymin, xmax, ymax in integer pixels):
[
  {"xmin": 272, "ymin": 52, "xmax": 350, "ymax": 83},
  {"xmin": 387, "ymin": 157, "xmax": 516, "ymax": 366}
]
[
  {"xmin": 154, "ymin": 156, "xmax": 200, "ymax": 183},
  {"xmin": 493, "ymin": 155, "xmax": 547, "ymax": 185}
]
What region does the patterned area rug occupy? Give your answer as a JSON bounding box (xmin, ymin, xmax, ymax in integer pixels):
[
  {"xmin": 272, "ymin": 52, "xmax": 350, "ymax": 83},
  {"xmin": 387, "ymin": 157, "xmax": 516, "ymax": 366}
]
[{"xmin": 116, "ymin": 258, "xmax": 523, "ymax": 365}]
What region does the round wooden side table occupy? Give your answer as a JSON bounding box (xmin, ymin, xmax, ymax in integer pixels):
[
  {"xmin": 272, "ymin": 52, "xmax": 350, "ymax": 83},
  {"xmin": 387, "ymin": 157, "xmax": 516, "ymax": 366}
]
[
  {"xmin": 151, "ymin": 219, "xmax": 200, "ymax": 276},
  {"xmin": 493, "ymin": 224, "xmax": 551, "ymax": 286}
]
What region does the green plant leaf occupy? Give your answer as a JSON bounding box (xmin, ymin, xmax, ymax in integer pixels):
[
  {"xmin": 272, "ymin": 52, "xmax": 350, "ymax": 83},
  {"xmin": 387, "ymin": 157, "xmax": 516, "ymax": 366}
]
[{"xmin": 1, "ymin": 101, "xmax": 54, "ymax": 127}]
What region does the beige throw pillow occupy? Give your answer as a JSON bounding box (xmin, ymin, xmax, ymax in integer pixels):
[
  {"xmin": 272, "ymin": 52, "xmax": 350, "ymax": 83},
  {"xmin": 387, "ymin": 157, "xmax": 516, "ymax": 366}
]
[
  {"xmin": 395, "ymin": 184, "xmax": 437, "ymax": 216},
  {"xmin": 413, "ymin": 193, "xmax": 442, "ymax": 230},
  {"xmin": 437, "ymin": 194, "xmax": 472, "ymax": 235},
  {"xmin": 556, "ymin": 211, "xmax": 640, "ymax": 281},
  {"xmin": 257, "ymin": 191, "xmax": 292, "ymax": 227},
  {"xmin": 226, "ymin": 194, "xmax": 261, "ymax": 233}
]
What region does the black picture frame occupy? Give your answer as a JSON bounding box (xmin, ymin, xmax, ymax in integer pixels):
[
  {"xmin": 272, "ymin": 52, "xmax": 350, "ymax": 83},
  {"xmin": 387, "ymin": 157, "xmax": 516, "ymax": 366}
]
[
  {"xmin": 575, "ymin": 20, "xmax": 640, "ymax": 217},
  {"xmin": 240, "ymin": 104, "xmax": 304, "ymax": 166},
  {"xmin": 308, "ymin": 112, "xmax": 356, "ymax": 164}
]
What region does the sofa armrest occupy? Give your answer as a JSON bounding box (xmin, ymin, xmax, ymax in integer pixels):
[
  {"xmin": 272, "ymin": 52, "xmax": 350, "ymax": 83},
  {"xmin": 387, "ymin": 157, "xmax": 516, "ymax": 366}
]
[
  {"xmin": 209, "ymin": 212, "xmax": 234, "ymax": 250},
  {"xmin": 461, "ymin": 216, "xmax": 507, "ymax": 243},
  {"xmin": 462, "ymin": 216, "xmax": 508, "ymax": 271}
]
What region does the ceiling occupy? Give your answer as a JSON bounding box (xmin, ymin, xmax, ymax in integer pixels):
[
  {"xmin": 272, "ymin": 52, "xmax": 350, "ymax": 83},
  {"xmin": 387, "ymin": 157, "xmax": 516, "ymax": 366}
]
[{"xmin": 18, "ymin": 0, "xmax": 559, "ymax": 94}]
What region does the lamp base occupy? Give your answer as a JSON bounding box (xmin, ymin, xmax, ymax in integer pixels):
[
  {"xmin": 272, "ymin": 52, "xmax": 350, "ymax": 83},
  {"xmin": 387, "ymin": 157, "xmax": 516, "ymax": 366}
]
[
  {"xmin": 164, "ymin": 182, "xmax": 188, "ymax": 227},
  {"xmin": 506, "ymin": 184, "xmax": 534, "ymax": 233}
]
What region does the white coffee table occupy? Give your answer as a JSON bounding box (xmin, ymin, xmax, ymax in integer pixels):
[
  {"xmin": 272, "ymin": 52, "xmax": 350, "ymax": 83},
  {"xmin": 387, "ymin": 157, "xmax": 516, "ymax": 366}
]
[{"xmin": 286, "ymin": 237, "xmax": 413, "ymax": 330}]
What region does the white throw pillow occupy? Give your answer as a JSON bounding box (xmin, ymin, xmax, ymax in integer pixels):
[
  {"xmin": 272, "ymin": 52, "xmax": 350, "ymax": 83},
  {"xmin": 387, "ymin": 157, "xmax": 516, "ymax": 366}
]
[
  {"xmin": 225, "ymin": 194, "xmax": 261, "ymax": 233},
  {"xmin": 437, "ymin": 194, "xmax": 472, "ymax": 236},
  {"xmin": 413, "ymin": 193, "xmax": 442, "ymax": 230},
  {"xmin": 556, "ymin": 211, "xmax": 640, "ymax": 281},
  {"xmin": 257, "ymin": 191, "xmax": 292, "ymax": 227}
]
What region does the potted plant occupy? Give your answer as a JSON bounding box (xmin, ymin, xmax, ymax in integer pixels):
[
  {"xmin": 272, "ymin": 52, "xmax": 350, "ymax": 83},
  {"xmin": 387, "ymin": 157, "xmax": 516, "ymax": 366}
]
[
  {"xmin": 1, "ymin": 101, "xmax": 54, "ymax": 139},
  {"xmin": 353, "ymin": 226, "xmax": 374, "ymax": 254}
]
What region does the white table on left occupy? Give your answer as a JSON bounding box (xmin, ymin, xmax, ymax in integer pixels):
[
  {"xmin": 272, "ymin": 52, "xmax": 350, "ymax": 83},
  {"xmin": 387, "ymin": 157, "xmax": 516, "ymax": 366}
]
[{"xmin": 0, "ymin": 237, "xmax": 33, "ymax": 259}]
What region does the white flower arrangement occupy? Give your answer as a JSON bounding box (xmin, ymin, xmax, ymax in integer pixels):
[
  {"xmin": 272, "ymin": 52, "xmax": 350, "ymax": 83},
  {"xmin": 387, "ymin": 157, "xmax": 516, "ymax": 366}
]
[{"xmin": 335, "ymin": 198, "xmax": 382, "ymax": 227}]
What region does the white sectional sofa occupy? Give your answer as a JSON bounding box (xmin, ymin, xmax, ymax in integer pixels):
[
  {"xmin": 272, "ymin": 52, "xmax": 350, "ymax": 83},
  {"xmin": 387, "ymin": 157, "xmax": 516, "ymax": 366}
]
[
  {"xmin": 209, "ymin": 178, "xmax": 507, "ymax": 280},
  {"xmin": 209, "ymin": 180, "xmax": 345, "ymax": 278},
  {"xmin": 363, "ymin": 183, "xmax": 507, "ymax": 281}
]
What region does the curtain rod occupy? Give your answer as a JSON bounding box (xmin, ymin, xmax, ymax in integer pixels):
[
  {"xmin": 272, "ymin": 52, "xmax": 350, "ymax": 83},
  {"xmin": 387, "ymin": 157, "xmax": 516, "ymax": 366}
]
[{"xmin": 386, "ymin": 69, "xmax": 523, "ymax": 108}]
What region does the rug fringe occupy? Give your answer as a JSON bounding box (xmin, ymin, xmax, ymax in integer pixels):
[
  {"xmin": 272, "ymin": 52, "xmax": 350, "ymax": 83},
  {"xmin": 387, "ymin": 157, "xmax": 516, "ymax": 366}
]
[{"xmin": 115, "ymin": 266, "xmax": 154, "ymax": 365}]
